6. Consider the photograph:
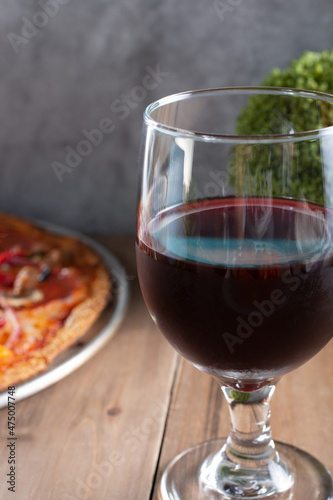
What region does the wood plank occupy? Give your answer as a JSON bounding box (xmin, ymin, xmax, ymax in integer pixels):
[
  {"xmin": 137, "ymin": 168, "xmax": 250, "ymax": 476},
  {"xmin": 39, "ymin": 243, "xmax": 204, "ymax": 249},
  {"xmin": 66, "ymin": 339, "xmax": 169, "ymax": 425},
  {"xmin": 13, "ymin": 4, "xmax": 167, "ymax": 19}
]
[
  {"xmin": 271, "ymin": 342, "xmax": 333, "ymax": 469},
  {"xmin": 152, "ymin": 341, "xmax": 333, "ymax": 499},
  {"xmin": 0, "ymin": 236, "xmax": 178, "ymax": 500},
  {"xmin": 151, "ymin": 359, "xmax": 230, "ymax": 500}
]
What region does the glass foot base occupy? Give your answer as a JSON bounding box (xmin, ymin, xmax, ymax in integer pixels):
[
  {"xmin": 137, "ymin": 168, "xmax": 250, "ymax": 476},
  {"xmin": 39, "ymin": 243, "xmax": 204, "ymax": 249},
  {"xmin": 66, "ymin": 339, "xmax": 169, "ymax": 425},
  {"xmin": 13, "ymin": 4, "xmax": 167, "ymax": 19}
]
[{"xmin": 160, "ymin": 438, "xmax": 333, "ymax": 500}]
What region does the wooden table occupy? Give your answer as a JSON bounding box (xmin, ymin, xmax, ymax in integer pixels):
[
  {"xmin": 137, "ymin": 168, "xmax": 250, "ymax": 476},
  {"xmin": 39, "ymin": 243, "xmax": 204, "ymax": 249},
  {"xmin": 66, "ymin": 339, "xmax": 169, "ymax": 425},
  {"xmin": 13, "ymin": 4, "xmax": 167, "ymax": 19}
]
[{"xmin": 0, "ymin": 235, "xmax": 332, "ymax": 500}]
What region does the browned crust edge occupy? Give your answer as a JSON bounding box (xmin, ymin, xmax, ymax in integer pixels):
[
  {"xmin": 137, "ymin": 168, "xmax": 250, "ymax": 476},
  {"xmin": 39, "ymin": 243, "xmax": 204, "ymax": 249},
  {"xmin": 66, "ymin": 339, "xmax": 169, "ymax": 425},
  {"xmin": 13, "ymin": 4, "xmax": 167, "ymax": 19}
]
[{"xmin": 0, "ymin": 213, "xmax": 112, "ymax": 392}]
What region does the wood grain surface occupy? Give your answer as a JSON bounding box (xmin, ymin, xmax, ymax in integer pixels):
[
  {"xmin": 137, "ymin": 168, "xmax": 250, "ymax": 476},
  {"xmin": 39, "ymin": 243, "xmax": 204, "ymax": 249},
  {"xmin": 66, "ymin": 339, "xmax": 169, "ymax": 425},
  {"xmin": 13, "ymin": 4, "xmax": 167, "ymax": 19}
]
[{"xmin": 0, "ymin": 236, "xmax": 332, "ymax": 500}]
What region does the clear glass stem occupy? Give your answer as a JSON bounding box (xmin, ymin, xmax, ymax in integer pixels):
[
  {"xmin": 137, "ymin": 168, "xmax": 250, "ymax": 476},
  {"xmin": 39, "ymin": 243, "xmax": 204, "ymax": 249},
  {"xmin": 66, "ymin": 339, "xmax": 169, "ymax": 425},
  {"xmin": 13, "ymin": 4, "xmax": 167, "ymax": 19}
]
[
  {"xmin": 222, "ymin": 384, "xmax": 277, "ymax": 467},
  {"xmin": 199, "ymin": 384, "xmax": 294, "ymax": 499}
]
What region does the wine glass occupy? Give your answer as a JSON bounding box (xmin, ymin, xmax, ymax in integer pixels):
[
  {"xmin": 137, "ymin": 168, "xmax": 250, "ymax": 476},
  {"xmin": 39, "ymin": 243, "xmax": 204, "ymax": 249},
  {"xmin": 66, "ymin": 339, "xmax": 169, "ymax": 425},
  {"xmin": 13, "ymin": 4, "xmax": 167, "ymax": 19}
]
[{"xmin": 135, "ymin": 87, "xmax": 333, "ymax": 499}]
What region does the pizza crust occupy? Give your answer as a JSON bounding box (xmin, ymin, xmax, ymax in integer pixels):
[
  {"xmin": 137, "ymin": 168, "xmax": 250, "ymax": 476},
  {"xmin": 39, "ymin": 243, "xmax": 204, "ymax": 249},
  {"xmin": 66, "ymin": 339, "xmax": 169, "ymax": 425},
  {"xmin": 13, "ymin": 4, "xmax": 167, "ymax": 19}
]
[
  {"xmin": 0, "ymin": 214, "xmax": 112, "ymax": 391},
  {"xmin": 40, "ymin": 266, "xmax": 111, "ymax": 364},
  {"xmin": 0, "ymin": 355, "xmax": 48, "ymax": 391}
]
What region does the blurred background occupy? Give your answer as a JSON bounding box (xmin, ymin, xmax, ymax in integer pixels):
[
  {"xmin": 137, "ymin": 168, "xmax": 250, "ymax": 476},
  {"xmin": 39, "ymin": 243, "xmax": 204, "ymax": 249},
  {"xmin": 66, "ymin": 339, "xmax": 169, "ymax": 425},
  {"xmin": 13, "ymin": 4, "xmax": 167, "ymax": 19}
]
[{"xmin": 1, "ymin": 0, "xmax": 333, "ymax": 234}]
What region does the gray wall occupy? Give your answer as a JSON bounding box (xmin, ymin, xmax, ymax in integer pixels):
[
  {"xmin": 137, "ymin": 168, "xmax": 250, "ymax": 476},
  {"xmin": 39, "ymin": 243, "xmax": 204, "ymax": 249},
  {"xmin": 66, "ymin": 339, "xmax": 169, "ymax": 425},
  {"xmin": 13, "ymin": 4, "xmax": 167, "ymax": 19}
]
[{"xmin": 1, "ymin": 0, "xmax": 333, "ymax": 234}]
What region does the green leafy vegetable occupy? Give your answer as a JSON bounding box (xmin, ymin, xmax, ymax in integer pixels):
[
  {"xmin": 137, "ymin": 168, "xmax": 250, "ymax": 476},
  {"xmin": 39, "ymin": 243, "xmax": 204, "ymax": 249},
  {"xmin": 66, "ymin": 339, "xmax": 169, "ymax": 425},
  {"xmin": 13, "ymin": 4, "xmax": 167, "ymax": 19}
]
[{"xmin": 231, "ymin": 50, "xmax": 333, "ymax": 206}]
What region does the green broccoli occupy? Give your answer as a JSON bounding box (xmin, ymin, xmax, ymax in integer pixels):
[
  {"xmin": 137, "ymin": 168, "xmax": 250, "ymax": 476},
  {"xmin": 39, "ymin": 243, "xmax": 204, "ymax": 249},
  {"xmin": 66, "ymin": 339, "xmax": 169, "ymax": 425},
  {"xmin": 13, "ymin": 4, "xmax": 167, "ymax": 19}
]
[
  {"xmin": 231, "ymin": 50, "xmax": 333, "ymax": 206},
  {"xmin": 262, "ymin": 50, "xmax": 333, "ymax": 94}
]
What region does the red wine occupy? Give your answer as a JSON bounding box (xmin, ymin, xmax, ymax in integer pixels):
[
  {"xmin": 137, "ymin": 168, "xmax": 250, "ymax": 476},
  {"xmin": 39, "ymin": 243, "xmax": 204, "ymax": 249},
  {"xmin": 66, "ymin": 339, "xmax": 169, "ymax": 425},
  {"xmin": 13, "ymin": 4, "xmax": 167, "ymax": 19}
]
[{"xmin": 136, "ymin": 198, "xmax": 333, "ymax": 391}]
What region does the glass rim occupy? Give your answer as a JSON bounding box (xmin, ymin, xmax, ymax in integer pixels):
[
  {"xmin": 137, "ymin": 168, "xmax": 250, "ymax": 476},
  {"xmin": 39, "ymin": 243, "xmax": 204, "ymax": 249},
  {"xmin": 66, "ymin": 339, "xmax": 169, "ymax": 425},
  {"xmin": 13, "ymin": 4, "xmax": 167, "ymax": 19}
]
[{"xmin": 144, "ymin": 86, "xmax": 333, "ymax": 144}]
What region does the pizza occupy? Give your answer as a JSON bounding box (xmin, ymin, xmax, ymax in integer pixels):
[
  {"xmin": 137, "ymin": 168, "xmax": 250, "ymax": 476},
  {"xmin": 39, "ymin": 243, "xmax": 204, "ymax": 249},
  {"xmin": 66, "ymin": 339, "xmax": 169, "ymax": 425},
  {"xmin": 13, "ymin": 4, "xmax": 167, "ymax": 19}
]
[{"xmin": 0, "ymin": 213, "xmax": 111, "ymax": 391}]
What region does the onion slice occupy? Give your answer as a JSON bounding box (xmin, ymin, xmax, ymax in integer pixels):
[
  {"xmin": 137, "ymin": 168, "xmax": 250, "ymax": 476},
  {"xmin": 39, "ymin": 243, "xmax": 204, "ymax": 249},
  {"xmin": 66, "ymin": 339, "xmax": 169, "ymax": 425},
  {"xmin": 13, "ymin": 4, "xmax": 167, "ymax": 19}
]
[{"xmin": 1, "ymin": 299, "xmax": 23, "ymax": 348}]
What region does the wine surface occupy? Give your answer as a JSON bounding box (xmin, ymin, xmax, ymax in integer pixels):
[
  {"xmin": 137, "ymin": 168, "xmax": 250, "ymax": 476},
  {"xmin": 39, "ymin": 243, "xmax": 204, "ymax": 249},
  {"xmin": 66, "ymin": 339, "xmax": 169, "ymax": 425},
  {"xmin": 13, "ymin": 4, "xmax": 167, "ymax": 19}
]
[{"xmin": 136, "ymin": 198, "xmax": 333, "ymax": 390}]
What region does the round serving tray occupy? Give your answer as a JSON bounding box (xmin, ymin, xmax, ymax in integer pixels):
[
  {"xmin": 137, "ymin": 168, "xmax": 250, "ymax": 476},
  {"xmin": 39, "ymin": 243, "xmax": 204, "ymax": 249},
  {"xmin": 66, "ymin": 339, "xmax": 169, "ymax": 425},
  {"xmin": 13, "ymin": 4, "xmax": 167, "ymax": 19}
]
[{"xmin": 0, "ymin": 221, "xmax": 129, "ymax": 408}]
